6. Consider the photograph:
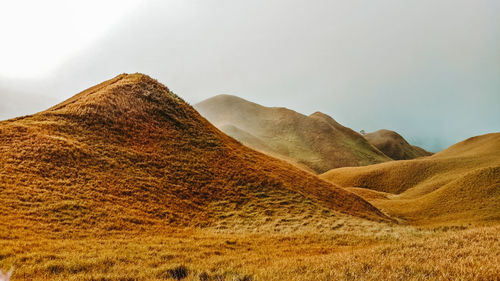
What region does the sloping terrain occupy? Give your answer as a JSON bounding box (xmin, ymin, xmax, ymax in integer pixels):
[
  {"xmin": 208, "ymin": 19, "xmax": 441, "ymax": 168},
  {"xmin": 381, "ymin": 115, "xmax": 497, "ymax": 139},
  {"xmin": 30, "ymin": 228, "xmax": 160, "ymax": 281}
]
[
  {"xmin": 195, "ymin": 95, "xmax": 391, "ymax": 174},
  {"xmin": 0, "ymin": 74, "xmax": 497, "ymax": 281},
  {"xmin": 218, "ymin": 124, "xmax": 316, "ymax": 173},
  {"xmin": 0, "ymin": 74, "xmax": 389, "ymax": 237},
  {"xmin": 321, "ymin": 133, "xmax": 500, "ymax": 225},
  {"xmin": 364, "ymin": 129, "xmax": 432, "ymax": 160}
]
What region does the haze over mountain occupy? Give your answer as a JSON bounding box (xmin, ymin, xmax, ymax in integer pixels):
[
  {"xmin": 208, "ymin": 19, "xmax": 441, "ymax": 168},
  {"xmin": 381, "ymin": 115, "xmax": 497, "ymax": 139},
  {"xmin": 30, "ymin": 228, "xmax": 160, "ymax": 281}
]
[
  {"xmin": 0, "ymin": 74, "xmax": 389, "ymax": 237},
  {"xmin": 364, "ymin": 129, "xmax": 433, "ymax": 160},
  {"xmin": 195, "ymin": 94, "xmax": 391, "ymax": 174},
  {"xmin": 1, "ymin": 1, "xmax": 499, "ymax": 153},
  {"xmin": 321, "ymin": 133, "xmax": 500, "ymax": 225}
]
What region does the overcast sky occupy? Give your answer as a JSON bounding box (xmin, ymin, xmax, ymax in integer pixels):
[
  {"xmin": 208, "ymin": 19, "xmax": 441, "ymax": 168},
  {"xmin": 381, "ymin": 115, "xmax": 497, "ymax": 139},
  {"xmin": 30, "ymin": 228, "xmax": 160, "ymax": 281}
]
[{"xmin": 1, "ymin": 0, "xmax": 499, "ymax": 152}]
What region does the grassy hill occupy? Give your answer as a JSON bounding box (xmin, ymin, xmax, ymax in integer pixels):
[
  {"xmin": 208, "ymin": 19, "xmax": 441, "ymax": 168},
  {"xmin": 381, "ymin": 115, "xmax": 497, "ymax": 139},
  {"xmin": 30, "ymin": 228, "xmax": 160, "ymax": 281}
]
[
  {"xmin": 195, "ymin": 95, "xmax": 391, "ymax": 174},
  {"xmin": 321, "ymin": 133, "xmax": 500, "ymax": 225},
  {"xmin": 0, "ymin": 73, "xmax": 389, "ymax": 238},
  {"xmin": 364, "ymin": 129, "xmax": 432, "ymax": 160},
  {"xmin": 0, "ymin": 74, "xmax": 497, "ymax": 280}
]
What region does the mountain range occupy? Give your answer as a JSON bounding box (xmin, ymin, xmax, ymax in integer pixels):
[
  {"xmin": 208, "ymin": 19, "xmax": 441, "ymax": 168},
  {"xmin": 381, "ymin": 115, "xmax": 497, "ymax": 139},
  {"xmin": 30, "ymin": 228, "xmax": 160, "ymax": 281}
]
[
  {"xmin": 195, "ymin": 95, "xmax": 432, "ymax": 174},
  {"xmin": 1, "ymin": 73, "xmax": 498, "ymax": 280},
  {"xmin": 0, "ymin": 74, "xmax": 388, "ymax": 237}
]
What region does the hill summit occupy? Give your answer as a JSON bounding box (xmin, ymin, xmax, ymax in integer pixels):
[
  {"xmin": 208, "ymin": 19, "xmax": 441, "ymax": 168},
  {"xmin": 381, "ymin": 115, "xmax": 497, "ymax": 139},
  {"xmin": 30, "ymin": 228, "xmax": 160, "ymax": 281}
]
[
  {"xmin": 364, "ymin": 129, "xmax": 432, "ymax": 160},
  {"xmin": 0, "ymin": 74, "xmax": 388, "ymax": 237}
]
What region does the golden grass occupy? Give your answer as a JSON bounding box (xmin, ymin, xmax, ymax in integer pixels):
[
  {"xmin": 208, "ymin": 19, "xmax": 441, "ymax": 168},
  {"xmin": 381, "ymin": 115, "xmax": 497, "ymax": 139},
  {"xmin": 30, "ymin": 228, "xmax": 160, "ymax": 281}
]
[
  {"xmin": 1, "ymin": 74, "xmax": 498, "ymax": 280},
  {"xmin": 321, "ymin": 133, "xmax": 500, "ymax": 225},
  {"xmin": 0, "ymin": 225, "xmax": 497, "ymax": 280},
  {"xmin": 195, "ymin": 95, "xmax": 391, "ymax": 174},
  {"xmin": 0, "ymin": 73, "xmax": 389, "ymax": 238}
]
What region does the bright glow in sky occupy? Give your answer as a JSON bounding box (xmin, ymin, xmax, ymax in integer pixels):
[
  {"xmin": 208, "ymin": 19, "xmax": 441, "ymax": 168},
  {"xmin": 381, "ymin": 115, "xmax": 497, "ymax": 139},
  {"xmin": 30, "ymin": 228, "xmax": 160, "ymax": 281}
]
[{"xmin": 0, "ymin": 0, "xmax": 140, "ymax": 78}]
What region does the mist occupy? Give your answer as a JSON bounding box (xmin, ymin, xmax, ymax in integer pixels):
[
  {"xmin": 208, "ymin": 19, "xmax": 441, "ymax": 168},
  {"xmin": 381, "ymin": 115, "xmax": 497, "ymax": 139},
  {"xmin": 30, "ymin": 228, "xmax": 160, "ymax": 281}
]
[{"xmin": 1, "ymin": 0, "xmax": 499, "ymax": 152}]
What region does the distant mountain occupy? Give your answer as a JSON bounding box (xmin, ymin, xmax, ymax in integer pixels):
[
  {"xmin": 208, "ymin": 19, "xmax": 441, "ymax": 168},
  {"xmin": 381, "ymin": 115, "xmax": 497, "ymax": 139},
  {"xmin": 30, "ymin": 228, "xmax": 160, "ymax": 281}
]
[
  {"xmin": 0, "ymin": 74, "xmax": 388, "ymax": 237},
  {"xmin": 195, "ymin": 95, "xmax": 391, "ymax": 174},
  {"xmin": 321, "ymin": 133, "xmax": 500, "ymax": 225},
  {"xmin": 364, "ymin": 129, "xmax": 433, "ymax": 160}
]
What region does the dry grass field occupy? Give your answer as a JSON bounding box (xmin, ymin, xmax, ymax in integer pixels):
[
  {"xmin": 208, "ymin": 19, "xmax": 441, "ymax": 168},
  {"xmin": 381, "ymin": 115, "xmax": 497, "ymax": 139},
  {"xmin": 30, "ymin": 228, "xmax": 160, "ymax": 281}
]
[
  {"xmin": 321, "ymin": 133, "xmax": 500, "ymax": 225},
  {"xmin": 0, "ymin": 225, "xmax": 498, "ymax": 280},
  {"xmin": 0, "ymin": 74, "xmax": 498, "ymax": 280}
]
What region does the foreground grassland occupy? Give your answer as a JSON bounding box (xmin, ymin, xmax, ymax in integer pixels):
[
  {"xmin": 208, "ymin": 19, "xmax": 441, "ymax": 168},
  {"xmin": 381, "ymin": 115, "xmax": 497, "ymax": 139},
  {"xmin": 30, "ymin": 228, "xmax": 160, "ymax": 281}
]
[{"xmin": 0, "ymin": 225, "xmax": 498, "ymax": 281}]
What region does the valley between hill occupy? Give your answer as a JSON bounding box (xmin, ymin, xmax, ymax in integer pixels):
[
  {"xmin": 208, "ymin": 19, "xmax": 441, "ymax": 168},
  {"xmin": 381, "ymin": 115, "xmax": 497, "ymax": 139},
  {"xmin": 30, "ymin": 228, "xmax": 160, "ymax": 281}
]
[{"xmin": 321, "ymin": 133, "xmax": 500, "ymax": 225}]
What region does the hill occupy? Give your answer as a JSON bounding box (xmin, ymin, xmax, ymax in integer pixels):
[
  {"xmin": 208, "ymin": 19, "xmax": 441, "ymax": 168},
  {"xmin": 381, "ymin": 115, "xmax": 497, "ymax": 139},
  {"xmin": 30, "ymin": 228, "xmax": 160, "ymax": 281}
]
[
  {"xmin": 0, "ymin": 74, "xmax": 389, "ymax": 237},
  {"xmin": 320, "ymin": 133, "xmax": 500, "ymax": 225},
  {"xmin": 364, "ymin": 129, "xmax": 432, "ymax": 160},
  {"xmin": 433, "ymin": 132, "xmax": 500, "ymax": 158},
  {"xmin": 195, "ymin": 95, "xmax": 391, "ymax": 174}
]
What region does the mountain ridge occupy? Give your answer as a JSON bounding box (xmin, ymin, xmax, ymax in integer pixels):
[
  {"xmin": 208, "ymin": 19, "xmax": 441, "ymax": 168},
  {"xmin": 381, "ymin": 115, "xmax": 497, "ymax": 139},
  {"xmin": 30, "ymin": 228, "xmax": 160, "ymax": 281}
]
[{"xmin": 195, "ymin": 94, "xmax": 391, "ymax": 174}]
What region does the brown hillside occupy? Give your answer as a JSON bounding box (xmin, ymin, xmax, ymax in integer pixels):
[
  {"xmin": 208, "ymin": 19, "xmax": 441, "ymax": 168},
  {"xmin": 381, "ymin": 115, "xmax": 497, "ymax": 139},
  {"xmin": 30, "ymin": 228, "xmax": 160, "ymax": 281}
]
[
  {"xmin": 195, "ymin": 95, "xmax": 391, "ymax": 174},
  {"xmin": 0, "ymin": 74, "xmax": 389, "ymax": 237},
  {"xmin": 364, "ymin": 129, "xmax": 432, "ymax": 160},
  {"xmin": 320, "ymin": 133, "xmax": 500, "ymax": 225},
  {"xmin": 433, "ymin": 132, "xmax": 500, "ymax": 158}
]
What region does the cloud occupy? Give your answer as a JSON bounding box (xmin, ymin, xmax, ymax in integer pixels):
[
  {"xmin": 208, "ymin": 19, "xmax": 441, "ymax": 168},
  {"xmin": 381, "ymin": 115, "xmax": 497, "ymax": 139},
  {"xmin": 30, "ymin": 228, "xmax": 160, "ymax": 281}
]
[
  {"xmin": 0, "ymin": 83, "xmax": 58, "ymax": 121},
  {"xmin": 0, "ymin": 0, "xmax": 499, "ymax": 151},
  {"xmin": 0, "ymin": 0, "xmax": 141, "ymax": 78}
]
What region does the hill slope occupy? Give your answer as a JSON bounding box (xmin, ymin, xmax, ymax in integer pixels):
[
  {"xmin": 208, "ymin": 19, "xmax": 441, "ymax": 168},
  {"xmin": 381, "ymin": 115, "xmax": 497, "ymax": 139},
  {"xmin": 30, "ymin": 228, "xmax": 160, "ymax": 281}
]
[
  {"xmin": 195, "ymin": 95, "xmax": 391, "ymax": 174},
  {"xmin": 364, "ymin": 129, "xmax": 432, "ymax": 160},
  {"xmin": 0, "ymin": 74, "xmax": 388, "ymax": 237},
  {"xmin": 321, "ymin": 133, "xmax": 500, "ymax": 225}
]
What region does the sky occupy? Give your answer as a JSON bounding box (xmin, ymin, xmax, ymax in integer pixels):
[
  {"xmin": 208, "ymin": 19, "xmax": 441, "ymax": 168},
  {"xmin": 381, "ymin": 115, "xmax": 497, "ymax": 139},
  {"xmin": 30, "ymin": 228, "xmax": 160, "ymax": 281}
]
[{"xmin": 0, "ymin": 0, "xmax": 499, "ymax": 152}]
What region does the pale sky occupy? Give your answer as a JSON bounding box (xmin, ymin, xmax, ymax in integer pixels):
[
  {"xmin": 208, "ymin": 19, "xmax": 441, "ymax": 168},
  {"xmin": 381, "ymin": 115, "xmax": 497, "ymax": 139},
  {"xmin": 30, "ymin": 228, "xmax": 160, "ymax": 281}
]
[{"xmin": 1, "ymin": 0, "xmax": 499, "ymax": 152}]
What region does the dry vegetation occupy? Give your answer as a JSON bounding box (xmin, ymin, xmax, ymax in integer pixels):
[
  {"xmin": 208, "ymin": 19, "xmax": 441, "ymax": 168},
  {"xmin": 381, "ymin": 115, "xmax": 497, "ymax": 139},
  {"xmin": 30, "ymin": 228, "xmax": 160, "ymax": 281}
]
[
  {"xmin": 0, "ymin": 73, "xmax": 388, "ymax": 238},
  {"xmin": 195, "ymin": 95, "xmax": 391, "ymax": 174},
  {"xmin": 321, "ymin": 133, "xmax": 500, "ymax": 225},
  {"xmin": 1, "ymin": 74, "xmax": 498, "ymax": 280},
  {"xmin": 0, "ymin": 225, "xmax": 498, "ymax": 280}
]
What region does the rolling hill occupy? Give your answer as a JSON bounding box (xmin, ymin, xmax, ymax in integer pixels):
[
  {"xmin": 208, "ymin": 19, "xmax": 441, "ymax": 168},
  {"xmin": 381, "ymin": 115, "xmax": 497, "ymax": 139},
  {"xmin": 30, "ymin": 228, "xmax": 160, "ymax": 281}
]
[
  {"xmin": 321, "ymin": 133, "xmax": 500, "ymax": 225},
  {"xmin": 0, "ymin": 73, "xmax": 389, "ymax": 237},
  {"xmin": 195, "ymin": 95, "xmax": 391, "ymax": 174},
  {"xmin": 364, "ymin": 129, "xmax": 432, "ymax": 160}
]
